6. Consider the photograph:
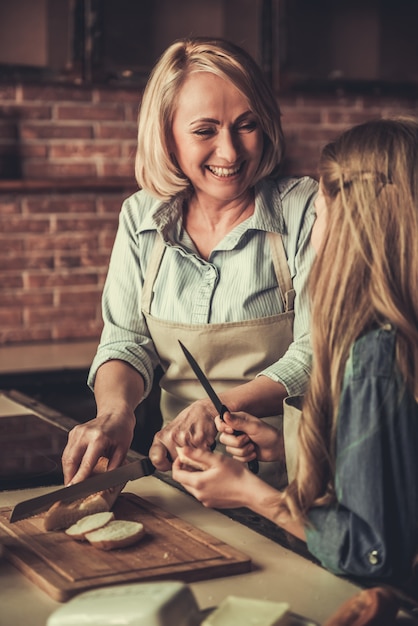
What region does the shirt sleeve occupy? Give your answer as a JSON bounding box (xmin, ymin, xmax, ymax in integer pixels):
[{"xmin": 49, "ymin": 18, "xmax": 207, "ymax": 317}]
[
  {"xmin": 260, "ymin": 176, "xmax": 317, "ymax": 395},
  {"xmin": 305, "ymin": 328, "xmax": 418, "ymax": 580},
  {"xmin": 87, "ymin": 195, "xmax": 160, "ymax": 397}
]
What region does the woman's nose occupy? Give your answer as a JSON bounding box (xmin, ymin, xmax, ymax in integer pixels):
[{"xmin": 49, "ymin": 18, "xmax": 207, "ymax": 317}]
[{"xmin": 215, "ymin": 129, "xmax": 239, "ymax": 162}]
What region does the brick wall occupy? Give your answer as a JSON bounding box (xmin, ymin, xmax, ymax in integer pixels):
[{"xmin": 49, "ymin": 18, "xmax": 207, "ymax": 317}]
[{"xmin": 1, "ymin": 81, "xmax": 417, "ymax": 346}]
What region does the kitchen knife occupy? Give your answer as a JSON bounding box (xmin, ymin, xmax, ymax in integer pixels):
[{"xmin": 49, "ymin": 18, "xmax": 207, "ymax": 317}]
[
  {"xmin": 178, "ymin": 340, "xmax": 259, "ymax": 474},
  {"xmin": 9, "ymin": 457, "xmax": 156, "ymax": 523}
]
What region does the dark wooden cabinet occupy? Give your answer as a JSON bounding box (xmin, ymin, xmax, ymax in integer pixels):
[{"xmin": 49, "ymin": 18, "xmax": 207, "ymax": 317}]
[{"xmin": 0, "ymin": 0, "xmax": 417, "ymax": 92}]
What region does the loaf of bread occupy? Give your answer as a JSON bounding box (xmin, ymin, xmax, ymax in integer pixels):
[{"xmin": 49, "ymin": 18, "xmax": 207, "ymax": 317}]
[
  {"xmin": 85, "ymin": 520, "xmax": 145, "ymax": 550},
  {"xmin": 44, "ymin": 457, "xmax": 126, "ymax": 531}
]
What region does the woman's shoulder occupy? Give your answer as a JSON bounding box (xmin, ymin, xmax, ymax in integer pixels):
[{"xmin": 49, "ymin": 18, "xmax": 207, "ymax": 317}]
[
  {"xmin": 118, "ymin": 188, "xmax": 169, "ymax": 231},
  {"xmin": 121, "ymin": 188, "xmax": 163, "ymax": 215},
  {"xmin": 275, "ymin": 175, "xmax": 318, "ymax": 198}
]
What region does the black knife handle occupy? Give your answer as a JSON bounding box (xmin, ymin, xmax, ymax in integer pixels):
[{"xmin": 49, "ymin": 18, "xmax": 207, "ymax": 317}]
[{"xmin": 220, "ymin": 406, "xmax": 259, "ymax": 475}]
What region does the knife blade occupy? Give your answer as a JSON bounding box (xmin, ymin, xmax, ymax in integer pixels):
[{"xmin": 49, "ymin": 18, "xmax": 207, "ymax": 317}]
[
  {"xmin": 178, "ymin": 340, "xmax": 259, "ymax": 474},
  {"xmin": 9, "ymin": 457, "xmax": 155, "ymax": 523}
]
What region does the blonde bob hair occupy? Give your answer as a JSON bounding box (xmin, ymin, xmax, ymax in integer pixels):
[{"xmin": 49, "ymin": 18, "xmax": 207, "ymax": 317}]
[
  {"xmin": 284, "ymin": 117, "xmax": 418, "ymax": 520},
  {"xmin": 135, "ymin": 37, "xmax": 285, "ymax": 201}
]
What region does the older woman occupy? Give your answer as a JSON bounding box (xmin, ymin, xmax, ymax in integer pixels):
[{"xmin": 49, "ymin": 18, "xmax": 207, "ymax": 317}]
[{"xmin": 62, "ymin": 37, "xmax": 317, "ymax": 486}]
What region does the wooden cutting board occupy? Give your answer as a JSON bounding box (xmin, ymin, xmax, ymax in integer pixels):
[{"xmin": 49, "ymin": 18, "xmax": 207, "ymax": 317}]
[{"xmin": 0, "ymin": 492, "xmax": 251, "ymax": 602}]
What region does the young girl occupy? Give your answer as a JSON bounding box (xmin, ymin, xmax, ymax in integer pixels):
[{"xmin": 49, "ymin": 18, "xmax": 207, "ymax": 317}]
[{"xmin": 173, "ymin": 118, "xmax": 418, "ymax": 581}]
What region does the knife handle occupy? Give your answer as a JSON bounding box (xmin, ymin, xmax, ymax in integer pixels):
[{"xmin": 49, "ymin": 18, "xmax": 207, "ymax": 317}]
[{"xmin": 220, "ymin": 406, "xmax": 259, "ymax": 475}]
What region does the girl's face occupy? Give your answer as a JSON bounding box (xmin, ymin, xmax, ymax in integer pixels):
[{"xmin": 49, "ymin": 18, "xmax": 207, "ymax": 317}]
[
  {"xmin": 312, "ymin": 181, "xmax": 329, "ymax": 253},
  {"xmin": 170, "ymin": 71, "xmax": 263, "ymax": 206}
]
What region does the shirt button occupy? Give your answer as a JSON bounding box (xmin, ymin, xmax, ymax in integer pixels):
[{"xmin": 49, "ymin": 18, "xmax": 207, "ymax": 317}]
[{"xmin": 368, "ymin": 550, "xmax": 380, "ymax": 565}]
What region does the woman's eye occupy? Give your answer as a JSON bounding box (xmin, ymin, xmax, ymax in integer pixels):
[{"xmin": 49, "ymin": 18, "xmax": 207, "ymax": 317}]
[
  {"xmin": 236, "ymin": 120, "xmax": 257, "ymax": 133},
  {"xmin": 193, "ymin": 128, "xmax": 215, "ymax": 137}
]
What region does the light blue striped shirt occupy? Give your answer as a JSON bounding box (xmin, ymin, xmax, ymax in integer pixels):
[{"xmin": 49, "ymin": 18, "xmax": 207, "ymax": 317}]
[{"xmin": 88, "ymin": 175, "xmax": 318, "ymax": 398}]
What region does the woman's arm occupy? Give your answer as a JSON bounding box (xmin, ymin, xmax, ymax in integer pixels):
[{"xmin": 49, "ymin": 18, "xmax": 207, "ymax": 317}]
[{"xmin": 62, "ymin": 360, "xmax": 144, "ymax": 484}]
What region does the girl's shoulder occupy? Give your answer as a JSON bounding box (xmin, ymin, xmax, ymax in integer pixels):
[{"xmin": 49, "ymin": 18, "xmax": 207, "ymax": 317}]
[{"xmin": 349, "ymin": 324, "xmax": 397, "ymax": 380}]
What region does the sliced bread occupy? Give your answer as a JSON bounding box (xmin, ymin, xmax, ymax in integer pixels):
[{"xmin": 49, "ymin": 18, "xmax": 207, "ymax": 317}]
[
  {"xmin": 85, "ymin": 520, "xmax": 145, "ymax": 550},
  {"xmin": 65, "ymin": 511, "xmax": 115, "ymax": 541}
]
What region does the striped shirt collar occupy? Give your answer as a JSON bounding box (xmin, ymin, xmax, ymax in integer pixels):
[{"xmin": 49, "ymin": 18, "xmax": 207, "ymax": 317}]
[{"xmin": 136, "ymin": 176, "xmax": 302, "ymax": 241}]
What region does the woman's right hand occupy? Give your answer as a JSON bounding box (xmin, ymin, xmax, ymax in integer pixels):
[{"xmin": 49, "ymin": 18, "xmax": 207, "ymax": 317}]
[
  {"xmin": 149, "ymin": 398, "xmax": 218, "ymax": 471},
  {"xmin": 216, "ymin": 411, "xmax": 284, "ymax": 463},
  {"xmin": 61, "ymin": 407, "xmax": 136, "ymax": 485}
]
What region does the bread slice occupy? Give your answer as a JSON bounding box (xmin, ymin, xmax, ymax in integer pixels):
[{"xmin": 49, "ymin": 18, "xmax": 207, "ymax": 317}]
[
  {"xmin": 85, "ymin": 520, "xmax": 145, "ymax": 550},
  {"xmin": 44, "ymin": 457, "xmax": 126, "ymax": 531},
  {"xmin": 65, "ymin": 511, "xmax": 115, "ymax": 541}
]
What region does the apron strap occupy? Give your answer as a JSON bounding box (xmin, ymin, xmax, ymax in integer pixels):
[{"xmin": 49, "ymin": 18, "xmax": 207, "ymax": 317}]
[
  {"xmin": 267, "ymin": 232, "xmax": 295, "ymax": 312},
  {"xmin": 141, "ymin": 234, "xmax": 166, "ymax": 314},
  {"xmin": 142, "ymin": 231, "xmax": 295, "ymax": 314}
]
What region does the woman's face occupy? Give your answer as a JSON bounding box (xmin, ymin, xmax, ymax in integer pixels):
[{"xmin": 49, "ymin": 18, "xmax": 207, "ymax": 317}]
[
  {"xmin": 171, "ymin": 71, "xmax": 263, "ymax": 206},
  {"xmin": 311, "ymin": 181, "xmax": 329, "ymax": 253}
]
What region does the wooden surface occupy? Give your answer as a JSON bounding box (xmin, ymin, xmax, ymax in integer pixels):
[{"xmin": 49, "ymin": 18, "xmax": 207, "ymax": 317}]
[{"xmin": 0, "ymin": 493, "xmax": 251, "ymax": 602}]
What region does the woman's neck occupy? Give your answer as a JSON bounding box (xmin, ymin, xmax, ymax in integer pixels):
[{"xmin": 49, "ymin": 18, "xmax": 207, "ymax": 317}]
[{"xmin": 183, "ymin": 191, "xmax": 255, "ymax": 259}]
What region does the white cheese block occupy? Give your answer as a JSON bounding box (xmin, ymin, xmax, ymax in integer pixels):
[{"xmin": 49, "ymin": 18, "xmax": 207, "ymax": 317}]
[
  {"xmin": 46, "ymin": 581, "xmax": 201, "ymax": 626},
  {"xmin": 202, "ymin": 596, "xmax": 290, "ymax": 626}
]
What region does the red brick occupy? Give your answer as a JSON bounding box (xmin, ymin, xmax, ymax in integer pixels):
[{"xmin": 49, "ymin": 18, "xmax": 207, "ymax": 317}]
[
  {"xmin": 56, "ymin": 104, "xmax": 125, "ymax": 121},
  {"xmin": 25, "ymin": 196, "xmax": 97, "ymax": 214},
  {"xmin": 20, "ymin": 124, "xmax": 94, "ymax": 140},
  {"xmin": 0, "ymin": 329, "xmax": 52, "ymax": 344},
  {"xmin": 96, "ymin": 87, "xmax": 139, "ymax": 104},
  {"xmin": 0, "ymin": 85, "xmax": 17, "ymax": 100},
  {"xmin": 0, "ymin": 237, "xmax": 24, "ymax": 252},
  {"xmin": 97, "ymin": 124, "xmax": 137, "ymax": 140},
  {"xmin": 55, "ymin": 217, "xmax": 118, "ymax": 232},
  {"xmin": 57, "ymin": 288, "xmax": 101, "ymax": 305},
  {"xmin": 0, "ymin": 309, "xmax": 23, "ymax": 324},
  {"xmin": 23, "ymin": 162, "xmax": 98, "ymax": 178},
  {"xmin": 26, "ymin": 305, "xmax": 98, "ymax": 324},
  {"xmin": 0, "ymin": 292, "xmax": 54, "ymax": 307},
  {"xmin": 22, "ymin": 85, "xmax": 93, "ymax": 102},
  {"xmin": 25, "ymin": 272, "xmax": 99, "ymax": 289},
  {"xmin": 25, "ymin": 233, "xmax": 98, "ymax": 251},
  {"xmin": 50, "ymin": 143, "xmax": 121, "ymax": 159},
  {"xmin": 0, "ymin": 274, "xmax": 23, "ymax": 288},
  {"xmin": 101, "ymin": 162, "xmax": 135, "ymax": 178},
  {"xmin": 0, "ymin": 217, "xmax": 50, "ymax": 233},
  {"xmin": 0, "ymin": 104, "xmax": 52, "ymax": 119}
]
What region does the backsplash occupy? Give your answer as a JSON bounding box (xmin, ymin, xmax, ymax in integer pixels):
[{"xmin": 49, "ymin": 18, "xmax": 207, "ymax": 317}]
[{"xmin": 1, "ymin": 81, "xmax": 417, "ymax": 345}]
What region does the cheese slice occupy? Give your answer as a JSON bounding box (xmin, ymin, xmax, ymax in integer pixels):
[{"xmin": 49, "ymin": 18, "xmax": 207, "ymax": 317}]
[
  {"xmin": 202, "ymin": 596, "xmax": 290, "ymax": 626},
  {"xmin": 46, "ymin": 581, "xmax": 201, "ymax": 626}
]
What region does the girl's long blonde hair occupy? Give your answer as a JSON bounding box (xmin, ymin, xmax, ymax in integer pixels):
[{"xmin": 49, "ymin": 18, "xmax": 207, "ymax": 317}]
[
  {"xmin": 135, "ymin": 37, "xmax": 285, "ymax": 201},
  {"xmin": 284, "ymin": 117, "xmax": 418, "ymax": 519}
]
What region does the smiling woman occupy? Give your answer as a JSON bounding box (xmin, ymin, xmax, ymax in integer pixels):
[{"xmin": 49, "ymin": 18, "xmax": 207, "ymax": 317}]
[{"xmin": 61, "ymin": 37, "xmax": 318, "ymax": 491}]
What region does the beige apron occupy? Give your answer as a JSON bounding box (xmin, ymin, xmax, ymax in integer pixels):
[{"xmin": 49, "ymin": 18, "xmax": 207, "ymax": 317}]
[{"xmin": 142, "ymin": 232, "xmax": 296, "ymax": 487}]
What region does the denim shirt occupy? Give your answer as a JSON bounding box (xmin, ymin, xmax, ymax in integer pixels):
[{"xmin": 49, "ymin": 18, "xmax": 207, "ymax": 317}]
[{"xmin": 306, "ymin": 325, "xmax": 418, "ymax": 581}]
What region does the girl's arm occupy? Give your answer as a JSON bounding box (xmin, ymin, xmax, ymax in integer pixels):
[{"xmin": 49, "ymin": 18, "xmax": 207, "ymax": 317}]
[
  {"xmin": 172, "ymin": 447, "xmax": 306, "ymax": 541},
  {"xmin": 305, "ymin": 328, "xmax": 418, "ymax": 580}
]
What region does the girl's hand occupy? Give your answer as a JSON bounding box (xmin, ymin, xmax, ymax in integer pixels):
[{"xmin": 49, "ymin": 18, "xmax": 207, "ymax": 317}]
[
  {"xmin": 172, "ymin": 446, "xmax": 259, "ymax": 509},
  {"xmin": 216, "ymin": 411, "xmax": 284, "ymax": 463}
]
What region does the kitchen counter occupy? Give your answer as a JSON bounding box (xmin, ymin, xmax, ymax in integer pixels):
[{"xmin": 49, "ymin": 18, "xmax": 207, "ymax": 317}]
[{"xmin": 1, "ymin": 392, "xmax": 418, "ymax": 626}]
